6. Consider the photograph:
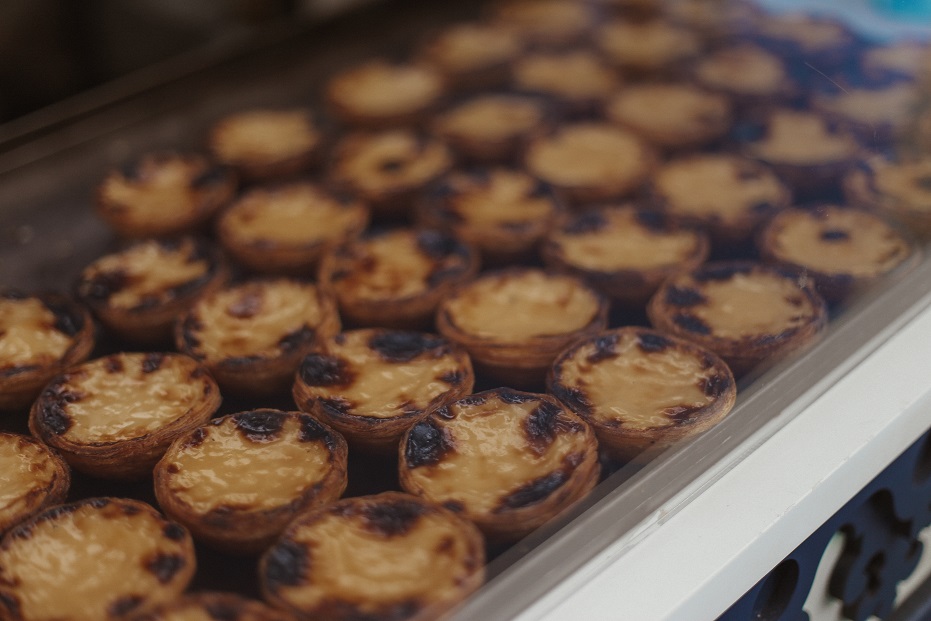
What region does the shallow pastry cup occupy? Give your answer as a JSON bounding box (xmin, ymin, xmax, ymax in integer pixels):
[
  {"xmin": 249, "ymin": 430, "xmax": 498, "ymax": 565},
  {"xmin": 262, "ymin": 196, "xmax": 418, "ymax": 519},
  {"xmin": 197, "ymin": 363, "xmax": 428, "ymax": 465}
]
[
  {"xmin": 416, "ymin": 168, "xmax": 563, "ymax": 265},
  {"xmin": 325, "ymin": 60, "xmax": 445, "ymax": 129},
  {"xmin": 399, "ymin": 389, "xmax": 600, "ymax": 542},
  {"xmin": 548, "ymin": 327, "xmax": 736, "ymax": 462},
  {"xmin": 75, "ymin": 237, "xmax": 228, "ymax": 345},
  {"xmin": 511, "ymin": 50, "xmax": 620, "ymax": 117},
  {"xmin": 318, "ymin": 228, "xmax": 478, "ymax": 331},
  {"xmin": 842, "ymin": 157, "xmax": 931, "ymax": 239},
  {"xmin": 96, "ymin": 152, "xmax": 236, "ymax": 238},
  {"xmin": 604, "ymin": 82, "xmax": 732, "ymax": 153},
  {"xmin": 207, "ymin": 108, "xmax": 324, "ymax": 181},
  {"xmin": 260, "ymin": 491, "xmax": 485, "ymax": 621},
  {"xmin": 28, "ymin": 352, "xmax": 221, "ymax": 480},
  {"xmin": 216, "ymin": 183, "xmax": 369, "ymax": 275},
  {"xmin": 650, "ymin": 153, "xmax": 792, "ymax": 249},
  {"xmin": 0, "ymin": 291, "xmax": 95, "ymax": 412},
  {"xmin": 293, "ymin": 329, "xmax": 474, "ymax": 454},
  {"xmin": 436, "ymin": 269, "xmax": 608, "ymax": 389},
  {"xmin": 416, "ymin": 22, "xmax": 523, "ymax": 91},
  {"xmin": 758, "ymin": 206, "xmax": 918, "ymax": 303},
  {"xmin": 130, "ymin": 592, "xmax": 288, "ymax": 621},
  {"xmin": 812, "ymin": 82, "xmax": 920, "ymax": 148},
  {"xmin": 647, "ymin": 261, "xmax": 828, "ymax": 377},
  {"xmin": 154, "ymin": 409, "xmax": 348, "ymax": 554},
  {"xmin": 692, "ymin": 44, "xmax": 797, "ymax": 111},
  {"xmin": 0, "ymin": 497, "xmax": 195, "ymax": 621},
  {"xmin": 176, "ymin": 278, "xmax": 341, "ymax": 397},
  {"xmin": 524, "ymin": 123, "xmax": 656, "ymax": 206},
  {"xmin": 541, "ymin": 206, "xmax": 710, "ymax": 309},
  {"xmin": 0, "ymin": 433, "xmax": 70, "ymax": 535},
  {"xmin": 595, "ymin": 18, "xmax": 702, "ymax": 78},
  {"xmin": 330, "ymin": 130, "xmax": 454, "ymax": 219},
  {"xmin": 431, "ymin": 94, "xmax": 551, "ymax": 164}
]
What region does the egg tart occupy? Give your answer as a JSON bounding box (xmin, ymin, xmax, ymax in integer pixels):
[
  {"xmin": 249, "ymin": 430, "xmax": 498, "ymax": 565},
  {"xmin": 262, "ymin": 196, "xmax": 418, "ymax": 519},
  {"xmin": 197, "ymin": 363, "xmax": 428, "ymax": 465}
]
[
  {"xmin": 436, "ymin": 269, "xmax": 608, "ymax": 388},
  {"xmin": 207, "ymin": 108, "xmax": 324, "ymax": 181},
  {"xmin": 843, "ymin": 156, "xmax": 931, "ymax": 238},
  {"xmin": 0, "ymin": 291, "xmax": 94, "ymax": 412},
  {"xmin": 693, "ymin": 44, "xmax": 794, "ymax": 108},
  {"xmin": 431, "ymin": 94, "xmax": 549, "ymax": 164},
  {"xmin": 318, "ymin": 228, "xmax": 477, "ymax": 330},
  {"xmin": 97, "ymin": 152, "xmax": 236, "ymax": 238},
  {"xmin": 330, "ymin": 130, "xmax": 453, "ymax": 219},
  {"xmin": 325, "ymin": 60, "xmax": 444, "ymax": 129},
  {"xmin": 176, "ymin": 279, "xmax": 340, "ymax": 397},
  {"xmin": 28, "ymin": 352, "xmax": 220, "ymax": 479},
  {"xmin": 76, "ymin": 237, "xmax": 228, "ymax": 345},
  {"xmin": 293, "ymin": 329, "xmax": 474, "ymax": 454},
  {"xmin": 416, "ymin": 168, "xmax": 562, "ymax": 265},
  {"xmin": 399, "ymin": 388, "xmax": 600, "ymax": 541},
  {"xmin": 511, "ymin": 50, "xmax": 620, "ymax": 116},
  {"xmin": 524, "ymin": 123, "xmax": 655, "ymax": 206},
  {"xmin": 548, "ymin": 328, "xmax": 736, "ymax": 462},
  {"xmin": 605, "ymin": 83, "xmax": 732, "ymax": 152},
  {"xmin": 756, "ymin": 13, "xmax": 856, "ymax": 72},
  {"xmin": 216, "ymin": 183, "xmax": 369, "ymax": 275},
  {"xmin": 130, "ymin": 592, "xmax": 286, "ymax": 621},
  {"xmin": 651, "ymin": 154, "xmax": 791, "ymax": 248},
  {"xmin": 743, "ymin": 109, "xmax": 863, "ymax": 201},
  {"xmin": 260, "ymin": 491, "xmax": 484, "ymax": 621},
  {"xmin": 758, "ymin": 206, "xmax": 917, "ymax": 302},
  {"xmin": 0, "ymin": 433, "xmax": 70, "ymax": 534},
  {"xmin": 862, "ymin": 41, "xmax": 931, "ymax": 83},
  {"xmin": 154, "ymin": 409, "xmax": 348, "ymax": 553},
  {"xmin": 647, "ymin": 262, "xmax": 828, "ymax": 377},
  {"xmin": 813, "ymin": 82, "xmax": 920, "ymax": 147},
  {"xmin": 489, "ymin": 0, "xmax": 594, "ymax": 48},
  {"xmin": 542, "ymin": 206, "xmax": 710, "ymax": 309},
  {"xmin": 595, "ymin": 19, "xmax": 702, "ymax": 77},
  {"xmin": 417, "ymin": 22, "xmax": 522, "ymax": 91},
  {"xmin": 0, "ymin": 498, "xmax": 195, "ymax": 621}
]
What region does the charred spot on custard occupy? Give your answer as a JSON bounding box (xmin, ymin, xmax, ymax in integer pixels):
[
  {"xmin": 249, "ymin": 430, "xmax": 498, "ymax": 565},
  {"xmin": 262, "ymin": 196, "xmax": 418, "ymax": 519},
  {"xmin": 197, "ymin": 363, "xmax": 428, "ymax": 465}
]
[
  {"xmin": 665, "ymin": 286, "xmax": 706, "ymax": 308},
  {"xmin": 226, "ymin": 291, "xmax": 263, "ymax": 319},
  {"xmin": 0, "ymin": 593, "xmax": 21, "ymax": 620},
  {"xmin": 278, "ymin": 325, "xmax": 316, "ymax": 352},
  {"xmin": 458, "ymin": 394, "xmax": 486, "ymax": 407},
  {"xmin": 298, "ymin": 414, "xmax": 331, "ymax": 445},
  {"xmin": 525, "ymin": 400, "xmax": 582, "ymax": 453},
  {"xmin": 637, "ymin": 332, "xmax": 672, "ymax": 353},
  {"xmin": 234, "ymin": 410, "xmax": 286, "ymax": 442},
  {"xmin": 663, "ymin": 404, "xmax": 701, "ymax": 423},
  {"xmin": 81, "ymin": 270, "xmax": 129, "ymax": 302},
  {"xmin": 673, "ymin": 313, "xmax": 712, "ymax": 335},
  {"xmin": 39, "ymin": 394, "xmax": 78, "ymax": 436},
  {"xmin": 104, "ymin": 356, "xmax": 125, "ymax": 374},
  {"xmin": 162, "ymin": 523, "xmax": 186, "ymax": 541},
  {"xmin": 300, "ymin": 354, "xmax": 353, "ymax": 387},
  {"xmin": 820, "ymin": 228, "xmax": 850, "ymax": 242},
  {"xmin": 442, "ymin": 500, "xmax": 465, "ymax": 513},
  {"xmin": 145, "ymin": 553, "xmax": 186, "ymax": 584},
  {"xmin": 180, "ymin": 315, "xmax": 204, "ymax": 351},
  {"xmin": 405, "ymin": 420, "xmax": 454, "ymax": 468},
  {"xmin": 495, "ymin": 470, "xmax": 569, "ymax": 512},
  {"xmin": 549, "ymin": 383, "xmax": 593, "ymax": 418},
  {"xmin": 185, "ymin": 427, "xmax": 208, "ymax": 449},
  {"xmin": 263, "ymin": 539, "xmax": 309, "ymax": 589},
  {"xmin": 369, "ymin": 331, "xmax": 447, "ymax": 363},
  {"xmin": 318, "ymin": 397, "xmax": 354, "ymax": 419},
  {"xmin": 701, "ymin": 372, "xmax": 731, "ymax": 399},
  {"xmin": 497, "ymin": 389, "xmax": 536, "ymax": 405},
  {"xmin": 564, "ymin": 211, "xmax": 607, "ymax": 235},
  {"xmin": 109, "ymin": 595, "xmax": 144, "ymax": 618},
  {"xmin": 44, "ymin": 298, "xmax": 84, "ymax": 337},
  {"xmin": 439, "ymin": 369, "xmax": 465, "ymax": 385},
  {"xmin": 141, "ymin": 353, "xmax": 165, "ymax": 374},
  {"xmin": 191, "ymin": 165, "xmax": 232, "ymax": 189},
  {"xmin": 361, "ymin": 497, "xmax": 428, "ymax": 537},
  {"xmin": 416, "ymin": 230, "xmax": 467, "ymax": 260},
  {"xmin": 587, "ymin": 333, "xmax": 619, "ymax": 363}
]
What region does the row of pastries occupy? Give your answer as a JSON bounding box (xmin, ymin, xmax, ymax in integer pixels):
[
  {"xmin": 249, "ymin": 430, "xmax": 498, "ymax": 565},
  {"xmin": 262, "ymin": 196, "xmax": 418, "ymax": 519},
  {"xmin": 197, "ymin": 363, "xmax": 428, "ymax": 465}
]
[{"xmin": 2, "ymin": 0, "xmax": 931, "ymax": 619}]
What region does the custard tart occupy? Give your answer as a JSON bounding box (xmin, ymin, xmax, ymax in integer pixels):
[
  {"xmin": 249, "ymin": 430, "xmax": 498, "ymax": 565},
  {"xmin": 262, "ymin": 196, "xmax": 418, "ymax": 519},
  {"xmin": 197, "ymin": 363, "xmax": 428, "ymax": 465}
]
[
  {"xmin": 489, "ymin": 0, "xmax": 594, "ymax": 48},
  {"xmin": 843, "ymin": 156, "xmax": 931, "ymax": 238},
  {"xmin": 417, "ymin": 22, "xmax": 522, "ymax": 91},
  {"xmin": 399, "ymin": 388, "xmax": 600, "ymax": 541},
  {"xmin": 216, "ymin": 182, "xmax": 369, "ymax": 275},
  {"xmin": 436, "ymin": 268, "xmax": 608, "ymax": 388},
  {"xmin": 208, "ymin": 108, "xmax": 324, "ymax": 181},
  {"xmin": 693, "ymin": 44, "xmax": 794, "ymax": 108},
  {"xmin": 260, "ymin": 492, "xmax": 485, "ymax": 621},
  {"xmin": 595, "ymin": 19, "xmax": 702, "ymax": 77},
  {"xmin": 511, "ymin": 50, "xmax": 620, "ymax": 116},
  {"xmin": 318, "ymin": 228, "xmax": 478, "ymax": 330},
  {"xmin": 76, "ymin": 237, "xmax": 228, "ymax": 345},
  {"xmin": 293, "ymin": 329, "xmax": 474, "ymax": 454},
  {"xmin": 548, "ymin": 328, "xmax": 736, "ymax": 462},
  {"xmin": 0, "ymin": 291, "xmax": 95, "ymax": 412},
  {"xmin": 325, "ymin": 60, "xmax": 444, "ymax": 128},
  {"xmin": 154, "ymin": 409, "xmax": 348, "ymax": 553},
  {"xmin": 0, "ymin": 432, "xmax": 70, "ymax": 535},
  {"xmin": 647, "ymin": 262, "xmax": 828, "ymax": 377},
  {"xmin": 758, "ymin": 206, "xmax": 916, "ymax": 302},
  {"xmin": 97, "ymin": 152, "xmax": 236, "ymax": 238},
  {"xmin": 0, "ymin": 498, "xmax": 195, "ymax": 621},
  {"xmin": 813, "ymin": 82, "xmax": 920, "ymax": 147},
  {"xmin": 29, "ymin": 352, "xmax": 221, "ymax": 479}
]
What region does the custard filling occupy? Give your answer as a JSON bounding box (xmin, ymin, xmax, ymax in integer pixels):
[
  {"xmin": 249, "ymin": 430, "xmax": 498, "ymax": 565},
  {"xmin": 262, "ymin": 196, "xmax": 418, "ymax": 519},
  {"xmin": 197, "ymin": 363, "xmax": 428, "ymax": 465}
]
[
  {"xmin": 0, "ymin": 298, "xmax": 72, "ymax": 367},
  {"xmin": 213, "ymin": 110, "xmax": 319, "ymax": 161}
]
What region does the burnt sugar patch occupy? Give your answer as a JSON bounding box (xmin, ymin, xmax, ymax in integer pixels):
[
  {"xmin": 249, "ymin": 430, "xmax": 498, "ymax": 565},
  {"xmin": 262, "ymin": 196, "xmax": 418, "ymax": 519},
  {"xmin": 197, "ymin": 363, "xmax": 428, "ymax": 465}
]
[
  {"xmin": 360, "ymin": 497, "xmax": 428, "ymax": 537},
  {"xmin": 369, "ymin": 331, "xmax": 446, "ymax": 363},
  {"xmin": 233, "ymin": 410, "xmax": 286, "ymax": 442},
  {"xmin": 405, "ymin": 420, "xmax": 454, "ymax": 468}
]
